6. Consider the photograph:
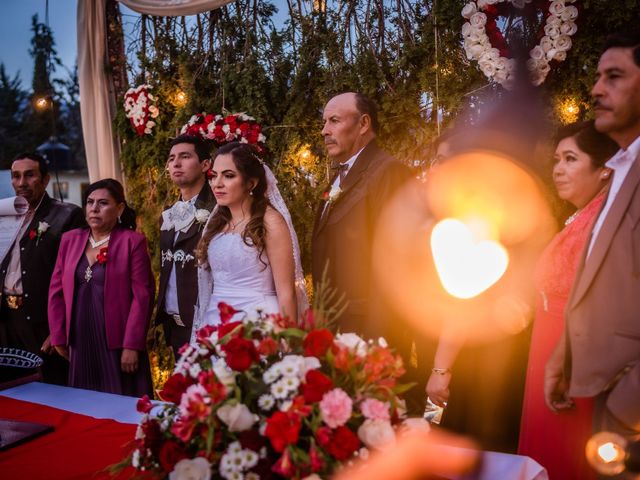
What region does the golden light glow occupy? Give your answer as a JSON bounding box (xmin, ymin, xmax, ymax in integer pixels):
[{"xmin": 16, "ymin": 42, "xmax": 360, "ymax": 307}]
[
  {"xmin": 35, "ymin": 96, "xmax": 49, "ymax": 110},
  {"xmin": 586, "ymin": 431, "xmax": 628, "ymax": 476},
  {"xmin": 295, "ymin": 145, "xmax": 317, "ymax": 171},
  {"xmin": 557, "ymin": 97, "xmax": 580, "ymax": 124},
  {"xmin": 174, "ymin": 90, "xmax": 187, "ymax": 107},
  {"xmin": 431, "ymin": 218, "xmax": 509, "ymax": 299}
]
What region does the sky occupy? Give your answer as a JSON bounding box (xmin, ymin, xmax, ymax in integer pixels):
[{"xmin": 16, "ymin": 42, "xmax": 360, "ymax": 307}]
[{"xmin": 0, "ymin": 0, "xmax": 289, "ymax": 89}]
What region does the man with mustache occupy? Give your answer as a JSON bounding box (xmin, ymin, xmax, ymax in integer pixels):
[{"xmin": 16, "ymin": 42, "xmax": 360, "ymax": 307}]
[
  {"xmin": 545, "ymin": 31, "xmax": 640, "ymax": 443},
  {"xmin": 312, "ymin": 92, "xmax": 420, "ymax": 404},
  {"xmin": 0, "ymin": 152, "xmax": 84, "ymax": 384},
  {"xmin": 156, "ymin": 135, "xmax": 214, "ymax": 358}
]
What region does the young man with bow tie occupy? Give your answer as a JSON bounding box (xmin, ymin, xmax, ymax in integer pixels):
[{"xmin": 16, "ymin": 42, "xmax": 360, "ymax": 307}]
[{"xmin": 156, "ymin": 135, "xmax": 215, "ymax": 357}]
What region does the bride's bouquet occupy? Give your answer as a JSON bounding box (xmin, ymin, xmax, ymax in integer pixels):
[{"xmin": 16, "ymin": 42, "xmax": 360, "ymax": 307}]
[{"xmin": 126, "ymin": 304, "xmax": 423, "ymax": 479}]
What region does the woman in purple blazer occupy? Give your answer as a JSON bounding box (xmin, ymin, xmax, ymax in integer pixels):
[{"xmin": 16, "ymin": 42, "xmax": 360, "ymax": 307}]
[{"xmin": 48, "ymin": 179, "xmax": 154, "ymax": 396}]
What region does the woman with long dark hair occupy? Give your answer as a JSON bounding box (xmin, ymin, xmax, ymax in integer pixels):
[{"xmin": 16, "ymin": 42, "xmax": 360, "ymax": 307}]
[
  {"xmin": 193, "ymin": 142, "xmax": 307, "ymax": 328},
  {"xmin": 48, "ymin": 179, "xmax": 154, "ymax": 396}
]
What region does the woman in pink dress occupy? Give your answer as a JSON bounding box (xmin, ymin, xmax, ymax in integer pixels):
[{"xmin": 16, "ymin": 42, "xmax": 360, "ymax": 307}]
[{"xmin": 518, "ymin": 121, "xmax": 619, "ymax": 478}]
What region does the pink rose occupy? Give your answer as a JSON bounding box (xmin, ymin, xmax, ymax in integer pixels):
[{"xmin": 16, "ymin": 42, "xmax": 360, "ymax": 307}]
[
  {"xmin": 320, "ymin": 388, "xmax": 353, "ymax": 428},
  {"xmin": 360, "ymin": 398, "xmax": 390, "ymax": 421}
]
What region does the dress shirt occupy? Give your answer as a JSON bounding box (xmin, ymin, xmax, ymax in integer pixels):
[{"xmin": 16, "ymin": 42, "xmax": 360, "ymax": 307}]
[
  {"xmin": 588, "ymin": 135, "xmax": 640, "ymax": 257},
  {"xmin": 330, "ymin": 147, "xmax": 365, "ymax": 189},
  {"xmin": 165, "ymin": 195, "xmax": 198, "ymax": 315}
]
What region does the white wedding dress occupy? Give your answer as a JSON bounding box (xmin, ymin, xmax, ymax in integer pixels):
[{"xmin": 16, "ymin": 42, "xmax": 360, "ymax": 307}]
[{"xmin": 203, "ymin": 232, "xmax": 279, "ymax": 324}]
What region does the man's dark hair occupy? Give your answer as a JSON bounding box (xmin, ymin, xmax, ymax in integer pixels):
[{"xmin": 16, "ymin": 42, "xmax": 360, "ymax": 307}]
[
  {"xmin": 12, "ymin": 152, "xmax": 48, "ymax": 177},
  {"xmin": 169, "ymin": 134, "xmax": 211, "ymax": 162},
  {"xmin": 354, "ymin": 93, "xmax": 380, "ymax": 135},
  {"xmin": 603, "ymin": 31, "xmax": 640, "ymax": 67}
]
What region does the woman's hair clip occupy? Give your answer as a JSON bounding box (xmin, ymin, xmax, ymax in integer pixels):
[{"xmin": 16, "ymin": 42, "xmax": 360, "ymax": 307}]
[{"xmin": 252, "ymin": 152, "xmax": 265, "ymax": 165}]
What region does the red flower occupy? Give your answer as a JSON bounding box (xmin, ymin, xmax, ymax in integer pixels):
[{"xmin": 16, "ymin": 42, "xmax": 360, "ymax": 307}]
[
  {"xmin": 171, "ymin": 418, "xmax": 197, "ymax": 443},
  {"xmin": 206, "ymin": 168, "xmax": 214, "ymax": 180},
  {"xmin": 303, "ymin": 328, "xmax": 334, "ymax": 357},
  {"xmin": 272, "ymin": 448, "xmax": 295, "ymax": 477},
  {"xmin": 140, "ymin": 418, "xmax": 162, "ymax": 454},
  {"xmin": 28, "ymin": 229, "xmax": 37, "ymax": 240},
  {"xmin": 217, "ymin": 321, "xmax": 243, "ymax": 339},
  {"xmin": 136, "ymin": 394, "xmax": 153, "ymax": 414},
  {"xmin": 257, "ymin": 336, "xmax": 279, "ymax": 356},
  {"xmin": 238, "ymin": 429, "xmax": 266, "ymax": 452},
  {"xmin": 158, "ymin": 440, "xmax": 188, "ymax": 472},
  {"xmin": 302, "ymin": 370, "xmax": 334, "ymax": 403},
  {"xmin": 221, "ymin": 336, "xmax": 259, "ymax": 371},
  {"xmin": 324, "ymin": 426, "xmax": 360, "ymax": 461},
  {"xmin": 158, "ymin": 373, "xmax": 192, "ymax": 403},
  {"xmin": 316, "ymin": 426, "xmax": 332, "ymax": 448},
  {"xmin": 197, "ymin": 370, "xmax": 227, "ymax": 402},
  {"xmin": 195, "ymin": 324, "xmax": 218, "ymax": 348},
  {"xmin": 96, "ymin": 247, "xmax": 108, "ymax": 264},
  {"xmin": 218, "ymin": 302, "xmax": 239, "ymax": 323},
  {"xmin": 309, "ymin": 442, "xmax": 325, "ymax": 472},
  {"xmin": 288, "ymin": 395, "xmax": 313, "ymax": 417},
  {"xmin": 265, "ymin": 411, "xmax": 301, "ymax": 452}
]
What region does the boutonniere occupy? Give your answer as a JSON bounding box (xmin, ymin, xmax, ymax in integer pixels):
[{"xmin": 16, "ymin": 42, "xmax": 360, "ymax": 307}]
[
  {"xmin": 326, "ymin": 185, "xmax": 342, "ymax": 204},
  {"xmin": 195, "ymin": 209, "xmax": 211, "ymax": 229},
  {"xmin": 96, "ymin": 247, "xmax": 108, "ymax": 265},
  {"xmin": 28, "ymin": 221, "xmax": 50, "ymax": 245}
]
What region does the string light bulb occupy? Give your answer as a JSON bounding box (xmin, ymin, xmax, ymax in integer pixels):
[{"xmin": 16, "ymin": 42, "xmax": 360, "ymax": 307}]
[
  {"xmin": 34, "ymin": 96, "xmax": 50, "ymax": 110},
  {"xmin": 586, "ymin": 431, "xmax": 628, "ymax": 476},
  {"xmin": 174, "ymin": 90, "xmax": 187, "ymax": 107}
]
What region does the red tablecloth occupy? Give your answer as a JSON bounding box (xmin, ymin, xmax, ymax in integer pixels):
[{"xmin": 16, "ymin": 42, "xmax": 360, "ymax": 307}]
[{"xmin": 0, "ymin": 396, "xmax": 137, "ymax": 479}]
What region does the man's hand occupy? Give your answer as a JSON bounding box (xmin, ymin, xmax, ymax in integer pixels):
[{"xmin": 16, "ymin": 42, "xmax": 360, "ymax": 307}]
[
  {"xmin": 426, "ymin": 371, "xmax": 451, "ymax": 408},
  {"xmin": 121, "ymin": 348, "xmax": 139, "ymax": 374},
  {"xmin": 53, "ymin": 345, "xmax": 69, "ymax": 360},
  {"xmin": 544, "ymin": 349, "xmax": 574, "ymax": 413}
]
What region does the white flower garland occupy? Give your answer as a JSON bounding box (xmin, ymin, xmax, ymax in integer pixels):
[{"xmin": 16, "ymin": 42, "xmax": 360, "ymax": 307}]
[
  {"xmin": 123, "ymin": 84, "xmax": 159, "ymax": 135},
  {"xmin": 461, "ymin": 0, "xmax": 578, "ymax": 88}
]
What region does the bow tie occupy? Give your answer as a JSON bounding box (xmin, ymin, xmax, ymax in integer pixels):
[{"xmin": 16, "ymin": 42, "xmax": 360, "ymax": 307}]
[
  {"xmin": 161, "ymin": 200, "xmax": 196, "ymax": 233},
  {"xmin": 332, "ymin": 162, "xmax": 349, "ymax": 184}
]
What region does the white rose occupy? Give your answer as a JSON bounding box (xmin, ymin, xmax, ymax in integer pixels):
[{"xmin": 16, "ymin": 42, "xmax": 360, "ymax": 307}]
[
  {"xmin": 217, "ymin": 403, "xmax": 257, "ymax": 432},
  {"xmin": 169, "ymin": 457, "xmax": 211, "ymax": 480},
  {"xmin": 548, "ymin": 0, "xmax": 565, "ymax": 15},
  {"xmin": 566, "ymin": 5, "xmax": 578, "ymax": 19},
  {"xmin": 555, "ymin": 35, "xmax": 572, "ymax": 52},
  {"xmin": 540, "ymin": 35, "xmax": 553, "ymax": 52},
  {"xmin": 560, "ymin": 21, "xmax": 577, "ymax": 36},
  {"xmin": 469, "ymin": 12, "xmax": 487, "ymax": 28},
  {"xmin": 461, "ymin": 22, "xmax": 473, "ymax": 38},
  {"xmin": 553, "ymin": 50, "xmax": 567, "ymax": 62},
  {"xmin": 478, "ymin": 58, "xmax": 496, "ymax": 78},
  {"xmin": 544, "ymin": 24, "xmax": 560, "ymax": 38},
  {"xmin": 335, "ymin": 333, "xmax": 367, "ymax": 356},
  {"xmin": 195, "ymin": 209, "xmax": 211, "ymax": 224},
  {"xmin": 461, "ymin": 2, "xmax": 477, "ymax": 19},
  {"xmin": 328, "ymin": 184, "xmax": 342, "ymax": 202},
  {"xmin": 467, "ymin": 30, "xmax": 486, "ymax": 45},
  {"xmin": 546, "ymin": 48, "xmax": 558, "ymax": 61},
  {"xmin": 495, "ymin": 57, "xmax": 509, "ymax": 72},
  {"xmin": 38, "ymin": 221, "xmax": 50, "ymax": 233},
  {"xmin": 212, "ymin": 358, "xmax": 237, "ymax": 387},
  {"xmin": 530, "ymin": 45, "xmax": 545, "ymax": 61},
  {"xmin": 400, "ymin": 417, "xmax": 431, "ymax": 433},
  {"xmin": 546, "ymin": 15, "xmax": 562, "ymax": 27},
  {"xmin": 357, "ymin": 419, "xmax": 396, "ymax": 450},
  {"xmin": 477, "ymin": 0, "xmax": 489, "ymax": 7},
  {"xmin": 466, "ymin": 43, "xmax": 486, "ymax": 59}
]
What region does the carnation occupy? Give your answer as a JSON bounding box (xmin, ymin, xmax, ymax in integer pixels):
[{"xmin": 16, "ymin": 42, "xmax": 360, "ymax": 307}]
[
  {"xmin": 320, "ymin": 388, "xmax": 353, "ymax": 428},
  {"xmin": 357, "ymin": 419, "xmax": 396, "ymax": 450},
  {"xmin": 360, "ymin": 398, "xmax": 390, "ymax": 421}
]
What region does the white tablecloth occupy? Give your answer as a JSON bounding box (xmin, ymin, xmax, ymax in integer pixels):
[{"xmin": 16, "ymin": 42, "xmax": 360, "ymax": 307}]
[{"xmin": 0, "ymin": 382, "xmax": 548, "ymax": 479}]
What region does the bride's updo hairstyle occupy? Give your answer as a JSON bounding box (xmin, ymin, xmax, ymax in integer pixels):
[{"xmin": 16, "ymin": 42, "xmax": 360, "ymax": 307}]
[{"xmin": 196, "ymin": 142, "xmax": 271, "ymax": 268}]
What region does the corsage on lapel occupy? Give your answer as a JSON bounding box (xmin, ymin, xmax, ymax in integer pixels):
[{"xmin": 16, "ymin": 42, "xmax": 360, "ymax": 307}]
[
  {"xmin": 323, "ymin": 185, "xmax": 342, "ymax": 204},
  {"xmin": 28, "ymin": 221, "xmax": 50, "ymax": 245}
]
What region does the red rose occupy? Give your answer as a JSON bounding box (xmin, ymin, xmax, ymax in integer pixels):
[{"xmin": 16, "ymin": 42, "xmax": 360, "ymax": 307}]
[
  {"xmin": 265, "ymin": 411, "xmax": 301, "ymax": 452},
  {"xmin": 309, "ymin": 442, "xmax": 325, "ymax": 472},
  {"xmin": 158, "ymin": 373, "xmax": 192, "ymax": 403},
  {"xmin": 257, "ymin": 337, "xmax": 278, "ymax": 356},
  {"xmin": 96, "ymin": 247, "xmax": 108, "ymax": 264},
  {"xmin": 136, "ymin": 394, "xmax": 153, "ymax": 413},
  {"xmin": 28, "ymin": 229, "xmax": 37, "ymax": 240},
  {"xmin": 325, "ymin": 426, "xmax": 360, "ymax": 461},
  {"xmin": 222, "ymin": 336, "xmax": 259, "ymax": 371},
  {"xmin": 158, "ymin": 440, "xmax": 188, "ymax": 472},
  {"xmin": 217, "ymin": 321, "xmax": 243, "ymax": 339},
  {"xmin": 218, "ymin": 302, "xmax": 239, "ymax": 323},
  {"xmin": 302, "ymin": 370, "xmax": 334, "ymax": 403},
  {"xmin": 196, "ymin": 324, "xmax": 218, "ymax": 347},
  {"xmin": 140, "ymin": 418, "xmax": 162, "ymax": 454},
  {"xmin": 303, "ymin": 329, "xmax": 334, "ymax": 357}
]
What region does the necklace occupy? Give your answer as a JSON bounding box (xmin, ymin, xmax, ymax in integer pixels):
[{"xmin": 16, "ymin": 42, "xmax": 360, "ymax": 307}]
[
  {"xmin": 564, "ymin": 209, "xmax": 581, "ymax": 226},
  {"xmin": 84, "ymin": 265, "xmax": 93, "ymax": 283},
  {"xmin": 89, "ymin": 234, "xmax": 110, "ymax": 248},
  {"xmin": 229, "ymin": 217, "xmax": 247, "ymax": 231}
]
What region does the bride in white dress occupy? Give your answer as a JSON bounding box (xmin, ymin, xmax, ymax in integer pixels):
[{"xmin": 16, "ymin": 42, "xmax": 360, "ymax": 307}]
[{"xmin": 192, "ymin": 142, "xmax": 307, "ymax": 331}]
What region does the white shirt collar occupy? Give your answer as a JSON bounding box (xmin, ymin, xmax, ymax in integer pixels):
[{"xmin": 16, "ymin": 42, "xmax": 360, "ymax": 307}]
[
  {"xmin": 606, "ymin": 134, "xmax": 640, "ymax": 169},
  {"xmin": 340, "ymin": 146, "xmax": 366, "ymax": 171}
]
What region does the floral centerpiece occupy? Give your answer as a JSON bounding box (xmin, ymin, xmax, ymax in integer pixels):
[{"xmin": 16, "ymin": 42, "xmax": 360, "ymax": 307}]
[
  {"xmin": 180, "ymin": 113, "xmax": 267, "ymax": 155},
  {"xmin": 125, "ymin": 304, "xmax": 423, "ymax": 479},
  {"xmin": 123, "ymin": 84, "xmax": 159, "ymax": 135}
]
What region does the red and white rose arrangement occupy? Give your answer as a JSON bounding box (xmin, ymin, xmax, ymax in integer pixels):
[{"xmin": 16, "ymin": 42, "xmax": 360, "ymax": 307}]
[
  {"xmin": 123, "ymin": 84, "xmax": 159, "ymax": 136},
  {"xmin": 180, "ymin": 113, "xmax": 267, "ymax": 154},
  {"xmin": 127, "ymin": 304, "xmax": 424, "ymax": 479}
]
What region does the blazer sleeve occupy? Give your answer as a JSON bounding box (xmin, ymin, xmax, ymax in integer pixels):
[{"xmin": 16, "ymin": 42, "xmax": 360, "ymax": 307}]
[
  {"xmin": 48, "ymin": 234, "xmax": 70, "ymax": 346},
  {"xmin": 123, "ymin": 234, "xmax": 155, "ymax": 350}
]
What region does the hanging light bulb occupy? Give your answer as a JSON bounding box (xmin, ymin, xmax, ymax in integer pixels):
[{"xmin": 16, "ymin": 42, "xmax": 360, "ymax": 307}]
[
  {"xmin": 586, "ymin": 432, "xmax": 628, "ymax": 476},
  {"xmin": 174, "ymin": 90, "xmax": 187, "ymax": 107},
  {"xmin": 34, "ymin": 96, "xmax": 50, "ymax": 110}
]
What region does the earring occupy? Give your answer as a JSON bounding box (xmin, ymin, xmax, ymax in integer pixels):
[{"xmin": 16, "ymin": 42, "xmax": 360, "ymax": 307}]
[
  {"xmin": 118, "ymin": 215, "xmax": 122, "ymax": 224},
  {"xmin": 249, "ymin": 190, "xmax": 254, "ymax": 196},
  {"xmin": 602, "ymin": 170, "xmax": 611, "ymax": 179}
]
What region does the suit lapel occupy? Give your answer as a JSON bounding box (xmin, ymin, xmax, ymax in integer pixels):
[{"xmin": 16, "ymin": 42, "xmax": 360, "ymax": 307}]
[
  {"xmin": 314, "ymin": 142, "xmax": 377, "ymax": 235},
  {"xmin": 175, "ymin": 184, "xmax": 215, "ymax": 245},
  {"xmin": 570, "ymin": 156, "xmax": 640, "ymax": 309}
]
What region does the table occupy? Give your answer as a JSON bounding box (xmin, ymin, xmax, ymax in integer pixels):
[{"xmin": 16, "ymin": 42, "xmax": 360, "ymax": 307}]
[{"xmin": 0, "ymin": 382, "xmax": 548, "ymax": 480}]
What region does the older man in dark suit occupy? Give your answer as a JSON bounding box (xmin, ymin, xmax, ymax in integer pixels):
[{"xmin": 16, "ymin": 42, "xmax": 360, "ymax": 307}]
[
  {"xmin": 545, "ymin": 31, "xmax": 640, "ymax": 441},
  {"xmin": 156, "ymin": 135, "xmax": 215, "ymax": 357},
  {"xmin": 0, "ymin": 152, "xmax": 84, "ymax": 384},
  {"xmin": 312, "ymin": 92, "xmax": 411, "ymax": 340}
]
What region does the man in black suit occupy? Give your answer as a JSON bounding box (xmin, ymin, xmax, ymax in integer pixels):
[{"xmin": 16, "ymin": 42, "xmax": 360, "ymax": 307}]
[
  {"xmin": 156, "ymin": 135, "xmax": 215, "ymax": 357},
  {"xmin": 0, "ymin": 152, "xmax": 84, "ymax": 384},
  {"xmin": 312, "ymin": 92, "xmax": 411, "ymax": 340}
]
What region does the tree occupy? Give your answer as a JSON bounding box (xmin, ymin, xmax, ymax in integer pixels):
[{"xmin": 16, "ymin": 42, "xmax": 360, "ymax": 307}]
[{"xmin": 0, "ymin": 65, "xmax": 28, "ymax": 168}]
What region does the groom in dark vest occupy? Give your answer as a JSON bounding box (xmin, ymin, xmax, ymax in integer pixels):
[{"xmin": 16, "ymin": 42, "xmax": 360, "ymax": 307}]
[
  {"xmin": 312, "ymin": 92, "xmax": 412, "ymax": 340},
  {"xmin": 156, "ymin": 135, "xmax": 215, "ymax": 356}
]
